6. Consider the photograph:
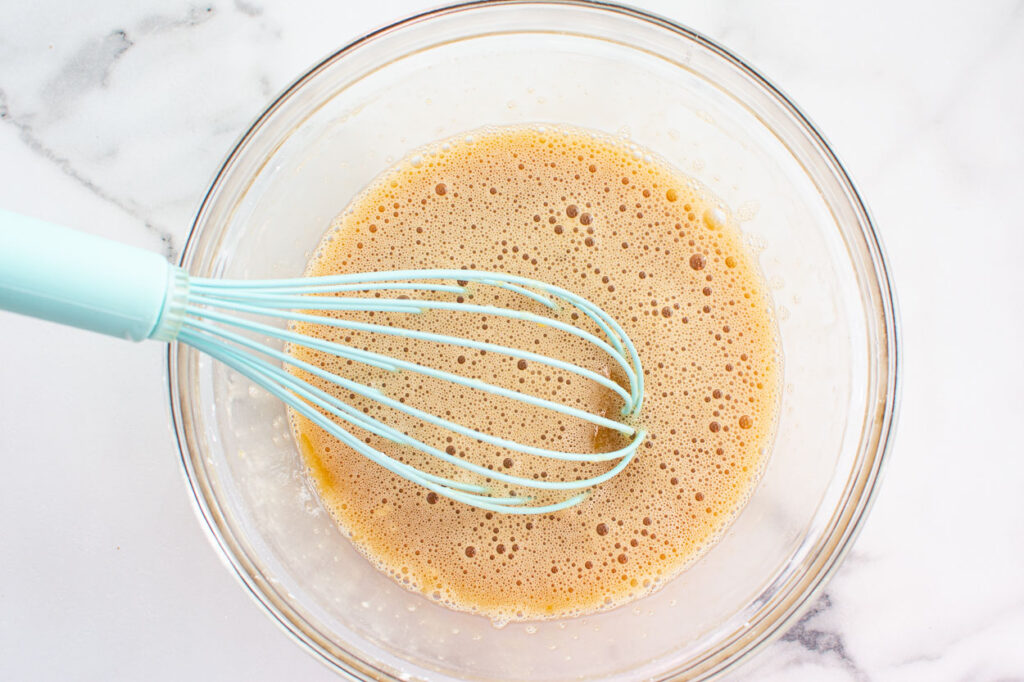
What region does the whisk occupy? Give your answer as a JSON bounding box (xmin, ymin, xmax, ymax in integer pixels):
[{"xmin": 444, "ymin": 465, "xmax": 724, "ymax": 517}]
[{"xmin": 0, "ymin": 210, "xmax": 645, "ymax": 514}]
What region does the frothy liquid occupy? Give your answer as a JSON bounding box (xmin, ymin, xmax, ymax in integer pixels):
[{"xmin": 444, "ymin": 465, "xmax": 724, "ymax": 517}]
[{"xmin": 288, "ymin": 126, "xmax": 779, "ymax": 621}]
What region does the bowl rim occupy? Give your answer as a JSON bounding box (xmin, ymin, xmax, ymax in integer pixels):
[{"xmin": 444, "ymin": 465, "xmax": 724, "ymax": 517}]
[{"xmin": 167, "ymin": 1, "xmax": 901, "ymax": 679}]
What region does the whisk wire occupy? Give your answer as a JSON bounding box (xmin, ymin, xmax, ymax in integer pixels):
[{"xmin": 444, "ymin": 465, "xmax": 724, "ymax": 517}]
[
  {"xmin": 181, "ymin": 326, "xmax": 601, "ymax": 514},
  {"xmin": 193, "ymin": 269, "xmax": 627, "ymax": 353},
  {"xmin": 187, "ymin": 309, "xmax": 634, "ymax": 434},
  {"xmin": 182, "ymin": 315, "xmax": 643, "ymax": 464},
  {"xmin": 190, "ymin": 325, "xmax": 640, "ymax": 492},
  {"xmin": 189, "ymin": 296, "xmax": 634, "ymax": 404},
  {"xmin": 185, "ymin": 269, "xmax": 646, "ymax": 513},
  {"xmin": 190, "ymin": 287, "xmax": 641, "ymax": 412},
  {"xmin": 192, "ymin": 269, "xmax": 646, "ymax": 408}
]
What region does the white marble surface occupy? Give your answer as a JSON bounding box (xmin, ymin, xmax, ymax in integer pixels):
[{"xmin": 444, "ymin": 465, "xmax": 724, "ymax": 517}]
[{"xmin": 1, "ymin": 1, "xmax": 1021, "ymax": 679}]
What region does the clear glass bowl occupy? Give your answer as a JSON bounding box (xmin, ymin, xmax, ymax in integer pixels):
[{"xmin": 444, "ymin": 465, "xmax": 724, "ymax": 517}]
[{"xmin": 169, "ymin": 2, "xmax": 899, "ymax": 679}]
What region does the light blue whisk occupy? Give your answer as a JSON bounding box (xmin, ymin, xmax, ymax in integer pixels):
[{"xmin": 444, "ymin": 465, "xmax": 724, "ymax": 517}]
[{"xmin": 0, "ymin": 210, "xmax": 645, "ymax": 514}]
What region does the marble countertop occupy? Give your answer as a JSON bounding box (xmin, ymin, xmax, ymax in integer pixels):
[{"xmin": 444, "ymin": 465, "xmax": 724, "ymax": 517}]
[{"xmin": 1, "ymin": 1, "xmax": 1021, "ymax": 679}]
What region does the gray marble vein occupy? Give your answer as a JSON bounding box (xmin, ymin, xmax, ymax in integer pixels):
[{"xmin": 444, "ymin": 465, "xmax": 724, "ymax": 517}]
[
  {"xmin": 781, "ymin": 594, "xmax": 868, "ymax": 680},
  {"xmin": 41, "ymin": 29, "xmax": 133, "ymax": 112},
  {"xmin": 0, "ymin": 87, "xmax": 177, "ymax": 258}
]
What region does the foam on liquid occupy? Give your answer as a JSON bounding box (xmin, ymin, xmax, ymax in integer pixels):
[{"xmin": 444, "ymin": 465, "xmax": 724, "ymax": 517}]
[{"xmin": 288, "ymin": 125, "xmax": 780, "ymax": 622}]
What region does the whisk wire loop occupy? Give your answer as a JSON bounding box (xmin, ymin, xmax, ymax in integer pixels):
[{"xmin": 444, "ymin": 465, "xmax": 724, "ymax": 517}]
[
  {"xmin": 182, "ymin": 315, "xmax": 642, "ymax": 465},
  {"xmin": 190, "ymin": 291, "xmax": 641, "ymax": 410},
  {"xmin": 186, "ymin": 269, "xmax": 646, "ymax": 513},
  {"xmin": 180, "ymin": 326, "xmax": 607, "ymax": 514}
]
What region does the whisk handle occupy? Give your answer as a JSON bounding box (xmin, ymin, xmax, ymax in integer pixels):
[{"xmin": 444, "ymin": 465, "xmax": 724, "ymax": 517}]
[{"xmin": 0, "ymin": 210, "xmax": 188, "ymax": 342}]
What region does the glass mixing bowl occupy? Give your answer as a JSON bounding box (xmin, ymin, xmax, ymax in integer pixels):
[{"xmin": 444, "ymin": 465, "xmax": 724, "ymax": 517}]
[{"xmin": 169, "ymin": 2, "xmax": 899, "ymax": 679}]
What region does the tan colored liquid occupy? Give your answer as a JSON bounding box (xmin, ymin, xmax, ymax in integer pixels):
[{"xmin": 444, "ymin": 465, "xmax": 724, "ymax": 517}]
[{"xmin": 288, "ymin": 126, "xmax": 779, "ymax": 622}]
